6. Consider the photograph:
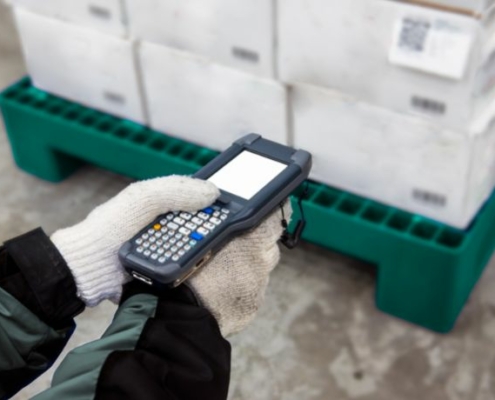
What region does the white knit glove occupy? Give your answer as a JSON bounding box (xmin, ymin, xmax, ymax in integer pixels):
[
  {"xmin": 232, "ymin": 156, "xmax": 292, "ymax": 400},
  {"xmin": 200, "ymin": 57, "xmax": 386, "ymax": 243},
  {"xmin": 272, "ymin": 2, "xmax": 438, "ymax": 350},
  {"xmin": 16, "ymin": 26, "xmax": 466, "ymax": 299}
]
[
  {"xmin": 189, "ymin": 202, "xmax": 292, "ymax": 337},
  {"xmin": 51, "ymin": 176, "xmax": 220, "ymax": 307}
]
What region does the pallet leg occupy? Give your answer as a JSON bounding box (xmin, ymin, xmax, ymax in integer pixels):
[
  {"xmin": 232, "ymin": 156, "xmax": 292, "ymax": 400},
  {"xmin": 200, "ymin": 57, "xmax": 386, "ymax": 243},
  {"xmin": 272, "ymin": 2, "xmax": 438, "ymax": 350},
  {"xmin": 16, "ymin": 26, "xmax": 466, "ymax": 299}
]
[
  {"xmin": 376, "ymin": 254, "xmax": 460, "ymax": 333},
  {"xmin": 10, "ymin": 142, "xmax": 84, "ymax": 183}
]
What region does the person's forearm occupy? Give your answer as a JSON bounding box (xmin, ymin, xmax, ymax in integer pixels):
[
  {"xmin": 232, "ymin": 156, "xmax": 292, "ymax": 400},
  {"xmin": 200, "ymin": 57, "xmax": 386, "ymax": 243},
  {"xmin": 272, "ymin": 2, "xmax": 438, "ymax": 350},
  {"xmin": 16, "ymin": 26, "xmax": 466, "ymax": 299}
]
[
  {"xmin": 33, "ymin": 283, "xmax": 231, "ymax": 400},
  {"xmin": 0, "ymin": 228, "xmax": 85, "ymax": 399},
  {"xmin": 1, "ymin": 228, "xmax": 85, "ymax": 326},
  {"xmin": 0, "ymin": 228, "xmax": 231, "ymax": 400}
]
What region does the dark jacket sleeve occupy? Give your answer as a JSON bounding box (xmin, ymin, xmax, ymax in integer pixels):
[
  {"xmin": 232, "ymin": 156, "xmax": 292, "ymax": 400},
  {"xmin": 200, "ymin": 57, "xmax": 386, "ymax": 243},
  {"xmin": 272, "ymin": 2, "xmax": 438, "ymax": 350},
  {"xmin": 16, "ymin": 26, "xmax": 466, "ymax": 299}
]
[
  {"xmin": 0, "ymin": 229, "xmax": 231, "ymax": 400},
  {"xmin": 0, "ymin": 228, "xmax": 85, "ymax": 400},
  {"xmin": 33, "ymin": 283, "xmax": 232, "ymax": 400}
]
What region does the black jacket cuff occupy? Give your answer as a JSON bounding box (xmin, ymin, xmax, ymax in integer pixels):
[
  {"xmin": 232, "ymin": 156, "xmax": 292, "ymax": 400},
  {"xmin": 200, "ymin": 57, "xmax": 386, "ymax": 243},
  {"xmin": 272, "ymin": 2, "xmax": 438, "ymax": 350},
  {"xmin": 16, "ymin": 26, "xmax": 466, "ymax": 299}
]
[
  {"xmin": 120, "ymin": 280, "xmax": 201, "ymax": 307},
  {"xmin": 1, "ymin": 228, "xmax": 85, "ymax": 329}
]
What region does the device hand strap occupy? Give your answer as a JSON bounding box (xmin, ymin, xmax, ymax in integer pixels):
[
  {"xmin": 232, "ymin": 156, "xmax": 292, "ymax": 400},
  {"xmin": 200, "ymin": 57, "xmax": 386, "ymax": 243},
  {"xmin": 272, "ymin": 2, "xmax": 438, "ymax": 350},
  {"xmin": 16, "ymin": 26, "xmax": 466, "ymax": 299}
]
[{"xmin": 280, "ymin": 183, "xmax": 309, "ymax": 249}]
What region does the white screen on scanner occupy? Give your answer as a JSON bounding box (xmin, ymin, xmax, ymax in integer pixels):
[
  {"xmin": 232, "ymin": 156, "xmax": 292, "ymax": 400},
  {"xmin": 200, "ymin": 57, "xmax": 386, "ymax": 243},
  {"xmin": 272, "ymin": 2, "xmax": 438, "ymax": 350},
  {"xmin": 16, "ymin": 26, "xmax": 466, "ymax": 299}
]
[{"xmin": 208, "ymin": 151, "xmax": 287, "ymax": 200}]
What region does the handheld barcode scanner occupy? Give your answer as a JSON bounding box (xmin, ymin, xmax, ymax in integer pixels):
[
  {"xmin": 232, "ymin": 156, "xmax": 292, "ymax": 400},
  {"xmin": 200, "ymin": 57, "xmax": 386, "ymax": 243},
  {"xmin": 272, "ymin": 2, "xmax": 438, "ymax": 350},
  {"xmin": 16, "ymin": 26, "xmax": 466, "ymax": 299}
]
[{"xmin": 119, "ymin": 134, "xmax": 312, "ymax": 288}]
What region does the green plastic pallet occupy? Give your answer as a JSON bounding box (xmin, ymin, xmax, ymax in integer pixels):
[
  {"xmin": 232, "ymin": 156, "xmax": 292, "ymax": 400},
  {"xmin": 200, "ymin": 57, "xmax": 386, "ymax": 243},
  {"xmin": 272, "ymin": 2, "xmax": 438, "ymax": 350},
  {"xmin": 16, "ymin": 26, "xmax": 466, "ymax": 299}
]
[
  {"xmin": 0, "ymin": 78, "xmax": 220, "ymax": 181},
  {"xmin": 2, "ymin": 77, "xmax": 495, "ymax": 333}
]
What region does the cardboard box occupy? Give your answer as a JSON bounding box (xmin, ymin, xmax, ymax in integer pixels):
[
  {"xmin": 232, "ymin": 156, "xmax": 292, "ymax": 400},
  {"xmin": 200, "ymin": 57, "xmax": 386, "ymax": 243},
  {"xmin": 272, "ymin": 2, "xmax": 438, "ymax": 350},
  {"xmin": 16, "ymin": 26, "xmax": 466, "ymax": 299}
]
[
  {"xmin": 292, "ymin": 83, "xmax": 495, "ymax": 228},
  {"xmin": 15, "ymin": 8, "xmax": 145, "ymax": 123},
  {"xmin": 11, "ymin": 0, "xmax": 127, "ymax": 36},
  {"xmin": 126, "ymin": 0, "xmax": 275, "ymax": 78},
  {"xmin": 139, "ymin": 42, "xmax": 287, "ymax": 151},
  {"xmin": 279, "ymin": 0, "xmax": 495, "ymax": 131}
]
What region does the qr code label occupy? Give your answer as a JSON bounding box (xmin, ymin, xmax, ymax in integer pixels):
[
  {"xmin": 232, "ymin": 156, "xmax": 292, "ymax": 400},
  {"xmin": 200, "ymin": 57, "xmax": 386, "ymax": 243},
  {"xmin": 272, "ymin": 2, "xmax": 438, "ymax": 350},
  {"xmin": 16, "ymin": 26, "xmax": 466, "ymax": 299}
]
[
  {"xmin": 389, "ymin": 13, "xmax": 474, "ymax": 80},
  {"xmin": 399, "ymin": 18, "xmax": 431, "ymax": 53}
]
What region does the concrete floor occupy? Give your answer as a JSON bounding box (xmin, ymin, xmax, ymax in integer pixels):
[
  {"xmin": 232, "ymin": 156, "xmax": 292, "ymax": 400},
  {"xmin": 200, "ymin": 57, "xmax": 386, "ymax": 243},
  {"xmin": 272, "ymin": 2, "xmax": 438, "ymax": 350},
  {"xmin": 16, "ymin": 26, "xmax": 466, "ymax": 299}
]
[{"xmin": 2, "ymin": 4, "xmax": 495, "ymax": 400}]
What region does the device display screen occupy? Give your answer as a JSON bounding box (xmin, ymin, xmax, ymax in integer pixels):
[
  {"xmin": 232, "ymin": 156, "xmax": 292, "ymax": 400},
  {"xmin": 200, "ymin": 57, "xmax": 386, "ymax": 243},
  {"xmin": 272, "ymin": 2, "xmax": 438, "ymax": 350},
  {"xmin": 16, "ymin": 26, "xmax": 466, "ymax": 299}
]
[{"xmin": 208, "ymin": 151, "xmax": 287, "ymax": 200}]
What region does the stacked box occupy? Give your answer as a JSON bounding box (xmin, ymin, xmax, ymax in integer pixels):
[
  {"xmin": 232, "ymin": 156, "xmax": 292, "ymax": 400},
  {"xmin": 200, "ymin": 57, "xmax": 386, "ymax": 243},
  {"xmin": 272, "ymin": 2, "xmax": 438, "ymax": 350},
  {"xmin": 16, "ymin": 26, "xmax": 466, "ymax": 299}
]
[
  {"xmin": 139, "ymin": 42, "xmax": 287, "ymax": 151},
  {"xmin": 125, "ymin": 0, "xmax": 276, "ymax": 78},
  {"xmin": 14, "ymin": 8, "xmax": 145, "ymax": 123},
  {"xmin": 10, "ymin": 0, "xmax": 127, "ymax": 36},
  {"xmin": 279, "ymin": 0, "xmax": 495, "ymax": 130},
  {"xmin": 292, "ymin": 83, "xmax": 495, "ymax": 228}
]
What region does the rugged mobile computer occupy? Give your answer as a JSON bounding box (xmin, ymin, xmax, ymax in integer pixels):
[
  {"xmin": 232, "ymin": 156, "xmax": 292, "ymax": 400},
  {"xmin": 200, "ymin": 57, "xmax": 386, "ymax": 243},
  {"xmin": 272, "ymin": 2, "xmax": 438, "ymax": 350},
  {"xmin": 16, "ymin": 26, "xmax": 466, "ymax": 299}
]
[{"xmin": 119, "ymin": 134, "xmax": 312, "ymax": 288}]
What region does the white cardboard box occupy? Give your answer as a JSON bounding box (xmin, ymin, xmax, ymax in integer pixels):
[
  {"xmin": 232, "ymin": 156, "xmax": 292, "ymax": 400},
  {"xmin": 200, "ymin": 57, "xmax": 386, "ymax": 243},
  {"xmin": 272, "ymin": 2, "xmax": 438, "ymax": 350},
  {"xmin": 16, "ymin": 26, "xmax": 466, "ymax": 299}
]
[
  {"xmin": 126, "ymin": 0, "xmax": 275, "ymax": 78},
  {"xmin": 11, "ymin": 0, "xmax": 127, "ymax": 36},
  {"xmin": 139, "ymin": 42, "xmax": 287, "ymax": 151},
  {"xmin": 292, "ymin": 83, "xmax": 495, "ymax": 228},
  {"xmin": 15, "ymin": 8, "xmax": 145, "ymax": 123},
  {"xmin": 279, "ymin": 0, "xmax": 495, "ymax": 131}
]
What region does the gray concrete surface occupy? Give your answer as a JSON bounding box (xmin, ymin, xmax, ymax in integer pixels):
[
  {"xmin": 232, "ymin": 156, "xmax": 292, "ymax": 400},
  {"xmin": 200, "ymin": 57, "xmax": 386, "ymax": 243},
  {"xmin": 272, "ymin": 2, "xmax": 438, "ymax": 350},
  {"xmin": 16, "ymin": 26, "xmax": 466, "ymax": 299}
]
[{"xmin": 2, "ymin": 3, "xmax": 495, "ymax": 399}]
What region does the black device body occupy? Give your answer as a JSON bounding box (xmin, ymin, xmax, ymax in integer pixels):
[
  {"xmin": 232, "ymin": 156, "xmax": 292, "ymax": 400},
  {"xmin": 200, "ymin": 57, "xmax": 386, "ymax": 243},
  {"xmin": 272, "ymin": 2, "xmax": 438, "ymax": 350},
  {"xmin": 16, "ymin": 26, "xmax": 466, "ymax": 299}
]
[{"xmin": 119, "ymin": 134, "xmax": 312, "ymax": 288}]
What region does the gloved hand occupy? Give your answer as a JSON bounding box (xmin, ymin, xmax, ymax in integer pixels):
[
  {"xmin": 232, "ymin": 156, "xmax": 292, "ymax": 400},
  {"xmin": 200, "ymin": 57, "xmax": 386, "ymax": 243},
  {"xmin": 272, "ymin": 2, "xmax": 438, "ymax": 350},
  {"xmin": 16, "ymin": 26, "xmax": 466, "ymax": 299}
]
[
  {"xmin": 188, "ymin": 201, "xmax": 291, "ymax": 337},
  {"xmin": 51, "ymin": 175, "xmax": 220, "ymax": 306}
]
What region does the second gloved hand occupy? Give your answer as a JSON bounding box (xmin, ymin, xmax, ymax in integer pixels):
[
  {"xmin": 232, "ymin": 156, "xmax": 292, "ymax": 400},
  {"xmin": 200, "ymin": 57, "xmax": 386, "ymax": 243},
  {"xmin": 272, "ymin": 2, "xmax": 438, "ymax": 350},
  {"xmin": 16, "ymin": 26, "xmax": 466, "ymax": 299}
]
[{"xmin": 188, "ymin": 202, "xmax": 292, "ymax": 337}]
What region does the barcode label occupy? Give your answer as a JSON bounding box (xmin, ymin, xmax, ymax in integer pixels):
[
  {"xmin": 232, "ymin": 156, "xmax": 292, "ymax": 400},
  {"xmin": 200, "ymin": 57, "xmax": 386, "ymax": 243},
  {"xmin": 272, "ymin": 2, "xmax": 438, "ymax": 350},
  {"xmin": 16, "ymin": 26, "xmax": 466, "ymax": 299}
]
[
  {"xmin": 411, "ymin": 96, "xmax": 446, "ymax": 115},
  {"xmin": 232, "ymin": 47, "xmax": 260, "ymax": 64},
  {"xmin": 88, "ymin": 5, "xmax": 111, "ymax": 20},
  {"xmin": 389, "ymin": 13, "xmax": 474, "ymax": 80},
  {"xmin": 413, "ymin": 189, "xmax": 447, "ymax": 208},
  {"xmin": 104, "ymin": 91, "xmax": 125, "ymax": 105}
]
